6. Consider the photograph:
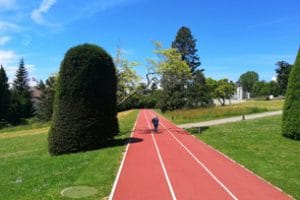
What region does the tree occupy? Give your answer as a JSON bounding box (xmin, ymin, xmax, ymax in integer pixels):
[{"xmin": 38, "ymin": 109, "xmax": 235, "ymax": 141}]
[
  {"xmin": 9, "ymin": 58, "xmax": 33, "ymax": 124},
  {"xmin": 275, "ymin": 61, "xmax": 292, "ymax": 95},
  {"xmin": 35, "ymin": 75, "xmax": 57, "ymax": 121},
  {"xmin": 114, "ymin": 47, "xmax": 140, "ymax": 107},
  {"xmin": 149, "ymin": 42, "xmax": 191, "ymax": 111},
  {"xmin": 252, "ymin": 81, "xmax": 266, "ymax": 97},
  {"xmin": 172, "ymin": 26, "xmax": 201, "ymax": 73},
  {"xmin": 207, "ymin": 78, "xmax": 235, "ymax": 106},
  {"xmin": 239, "ymin": 71, "xmax": 259, "ymax": 94},
  {"xmin": 185, "ymin": 70, "xmax": 212, "ymax": 108},
  {"xmin": 252, "ymin": 80, "xmax": 279, "ymax": 97},
  {"xmin": 48, "ymin": 44, "xmax": 119, "ymax": 155},
  {"xmin": 282, "ymin": 48, "xmax": 300, "ymax": 140},
  {"xmin": 0, "ymin": 65, "xmax": 10, "ymax": 126}
]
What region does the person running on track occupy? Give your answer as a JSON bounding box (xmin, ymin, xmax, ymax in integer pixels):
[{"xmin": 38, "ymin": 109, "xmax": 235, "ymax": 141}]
[{"xmin": 151, "ymin": 116, "xmax": 159, "ymax": 132}]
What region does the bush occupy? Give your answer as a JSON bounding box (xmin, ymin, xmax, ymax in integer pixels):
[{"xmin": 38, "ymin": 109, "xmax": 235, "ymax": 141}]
[
  {"xmin": 282, "ymin": 48, "xmax": 300, "ymax": 140},
  {"xmin": 48, "ymin": 44, "xmax": 119, "ymax": 155}
]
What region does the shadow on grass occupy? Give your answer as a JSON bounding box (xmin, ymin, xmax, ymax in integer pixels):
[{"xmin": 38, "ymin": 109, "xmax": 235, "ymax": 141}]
[
  {"xmin": 186, "ymin": 126, "xmax": 210, "ymax": 135},
  {"xmin": 50, "ymin": 137, "xmax": 144, "ymax": 156}
]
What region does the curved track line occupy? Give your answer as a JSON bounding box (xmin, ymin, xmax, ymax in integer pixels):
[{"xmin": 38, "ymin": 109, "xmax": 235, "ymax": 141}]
[{"xmin": 144, "ymin": 111, "xmax": 177, "ymax": 200}]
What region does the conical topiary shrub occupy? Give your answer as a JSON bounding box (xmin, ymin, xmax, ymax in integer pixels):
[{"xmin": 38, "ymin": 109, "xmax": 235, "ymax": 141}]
[
  {"xmin": 48, "ymin": 44, "xmax": 119, "ymax": 155},
  {"xmin": 282, "ymin": 48, "xmax": 300, "ymax": 140}
]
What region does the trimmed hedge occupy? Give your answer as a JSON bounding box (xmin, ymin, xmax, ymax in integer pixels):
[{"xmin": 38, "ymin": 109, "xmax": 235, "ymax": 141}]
[
  {"xmin": 48, "ymin": 44, "xmax": 119, "ymax": 155},
  {"xmin": 282, "ymin": 48, "xmax": 300, "ymax": 140}
]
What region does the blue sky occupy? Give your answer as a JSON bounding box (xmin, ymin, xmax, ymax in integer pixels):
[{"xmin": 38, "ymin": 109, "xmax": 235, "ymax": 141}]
[{"xmin": 0, "ymin": 0, "xmax": 299, "ymax": 84}]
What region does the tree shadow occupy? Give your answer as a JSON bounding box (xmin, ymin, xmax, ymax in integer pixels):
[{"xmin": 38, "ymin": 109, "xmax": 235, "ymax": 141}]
[{"xmin": 105, "ymin": 137, "xmax": 144, "ymax": 148}]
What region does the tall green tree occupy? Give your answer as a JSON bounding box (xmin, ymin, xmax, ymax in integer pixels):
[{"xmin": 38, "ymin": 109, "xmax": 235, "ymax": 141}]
[
  {"xmin": 239, "ymin": 71, "xmax": 259, "ymax": 94},
  {"xmin": 172, "ymin": 26, "xmax": 211, "ymax": 108},
  {"xmin": 149, "ymin": 42, "xmax": 191, "ymax": 111},
  {"xmin": 275, "ymin": 61, "xmax": 292, "ymax": 95},
  {"xmin": 35, "ymin": 75, "xmax": 57, "ymax": 121},
  {"xmin": 0, "ymin": 65, "xmax": 10, "ymax": 126},
  {"xmin": 282, "ymin": 48, "xmax": 300, "ymax": 140},
  {"xmin": 172, "ymin": 26, "xmax": 201, "ymax": 73},
  {"xmin": 48, "ymin": 44, "xmax": 119, "ymax": 155},
  {"xmin": 10, "ymin": 58, "xmax": 33, "ymax": 123}
]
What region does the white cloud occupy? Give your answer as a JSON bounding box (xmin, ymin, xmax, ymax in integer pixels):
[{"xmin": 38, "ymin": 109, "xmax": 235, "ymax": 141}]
[
  {"xmin": 0, "ymin": 21, "xmax": 20, "ymax": 31},
  {"xmin": 0, "ymin": 0, "xmax": 16, "ymax": 10},
  {"xmin": 0, "ymin": 36, "xmax": 11, "ymax": 45},
  {"xmin": 0, "ymin": 49, "xmax": 17, "ymax": 64},
  {"xmin": 31, "ymin": 0, "xmax": 56, "ymax": 24},
  {"xmin": 0, "ymin": 50, "xmax": 18, "ymax": 82}
]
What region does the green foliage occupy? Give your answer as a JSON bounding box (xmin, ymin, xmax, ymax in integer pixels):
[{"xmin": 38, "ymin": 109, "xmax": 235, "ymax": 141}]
[
  {"xmin": 151, "ymin": 42, "xmax": 191, "ymax": 77},
  {"xmin": 114, "ymin": 47, "xmax": 140, "ymax": 107},
  {"xmin": 185, "ymin": 70, "xmax": 212, "ymax": 108},
  {"xmin": 252, "ymin": 80, "xmax": 279, "ymax": 97},
  {"xmin": 282, "ymin": 48, "xmax": 300, "ymax": 140},
  {"xmin": 48, "ymin": 44, "xmax": 119, "ymax": 155},
  {"xmin": 0, "ymin": 65, "xmax": 10, "ymax": 127},
  {"xmin": 207, "ymin": 78, "xmax": 235, "ymax": 106},
  {"xmin": 35, "ymin": 75, "xmax": 57, "ymax": 121},
  {"xmin": 172, "ymin": 26, "xmax": 201, "ymax": 73},
  {"xmin": 149, "ymin": 42, "xmax": 191, "ymax": 111},
  {"xmin": 9, "ymin": 59, "xmax": 33, "ymax": 124},
  {"xmin": 275, "ymin": 61, "xmax": 292, "ymax": 95},
  {"xmin": 239, "ymin": 71, "xmax": 259, "ymax": 93}
]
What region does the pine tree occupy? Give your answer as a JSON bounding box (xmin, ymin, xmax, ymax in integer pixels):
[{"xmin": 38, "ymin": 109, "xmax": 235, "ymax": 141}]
[
  {"xmin": 10, "ymin": 58, "xmax": 33, "ymax": 123},
  {"xmin": 0, "ymin": 65, "xmax": 10, "ymax": 126},
  {"xmin": 282, "ymin": 48, "xmax": 300, "ymax": 140},
  {"xmin": 172, "ymin": 26, "xmax": 201, "ymax": 73},
  {"xmin": 35, "ymin": 75, "xmax": 57, "ymax": 121}
]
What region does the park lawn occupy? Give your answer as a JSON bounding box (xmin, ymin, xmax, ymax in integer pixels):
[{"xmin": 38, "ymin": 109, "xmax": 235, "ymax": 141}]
[
  {"xmin": 0, "ymin": 110, "xmax": 138, "ymax": 200},
  {"xmin": 188, "ymin": 115, "xmax": 300, "ymax": 199},
  {"xmin": 162, "ymin": 99, "xmax": 284, "ymax": 124}
]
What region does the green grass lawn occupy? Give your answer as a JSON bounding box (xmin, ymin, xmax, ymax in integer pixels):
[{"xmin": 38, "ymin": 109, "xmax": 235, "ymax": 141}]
[
  {"xmin": 0, "ymin": 110, "xmax": 138, "ymax": 200},
  {"xmin": 188, "ymin": 115, "xmax": 299, "ymax": 199},
  {"xmin": 161, "ymin": 99, "xmax": 284, "ymax": 124}
]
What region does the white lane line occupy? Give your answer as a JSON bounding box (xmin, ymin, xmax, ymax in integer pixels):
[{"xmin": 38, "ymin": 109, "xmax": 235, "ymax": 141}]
[
  {"xmin": 144, "ymin": 111, "xmax": 177, "ymax": 200},
  {"xmin": 108, "ymin": 111, "xmax": 140, "ymax": 200},
  {"xmin": 159, "ymin": 120, "xmax": 238, "ymax": 200}
]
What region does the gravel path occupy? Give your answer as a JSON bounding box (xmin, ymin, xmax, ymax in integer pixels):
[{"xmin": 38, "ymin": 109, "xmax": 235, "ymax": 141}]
[{"xmin": 178, "ymin": 110, "xmax": 282, "ymax": 129}]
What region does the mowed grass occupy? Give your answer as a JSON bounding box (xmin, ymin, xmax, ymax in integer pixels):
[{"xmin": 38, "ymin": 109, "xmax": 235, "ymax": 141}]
[
  {"xmin": 162, "ymin": 99, "xmax": 284, "ymax": 124},
  {"xmin": 188, "ymin": 115, "xmax": 300, "ymax": 199},
  {"xmin": 0, "ymin": 110, "xmax": 139, "ymax": 200}
]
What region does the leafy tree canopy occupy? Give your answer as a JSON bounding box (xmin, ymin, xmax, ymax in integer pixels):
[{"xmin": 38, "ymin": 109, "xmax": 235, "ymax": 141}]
[{"xmin": 239, "ymin": 71, "xmax": 259, "ymax": 93}]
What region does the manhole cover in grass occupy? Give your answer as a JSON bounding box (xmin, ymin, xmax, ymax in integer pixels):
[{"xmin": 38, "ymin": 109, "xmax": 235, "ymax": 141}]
[{"xmin": 61, "ymin": 186, "xmax": 97, "ymax": 199}]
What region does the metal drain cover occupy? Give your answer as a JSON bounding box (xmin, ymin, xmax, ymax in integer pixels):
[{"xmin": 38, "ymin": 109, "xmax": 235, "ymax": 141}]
[{"xmin": 61, "ymin": 186, "xmax": 97, "ymax": 198}]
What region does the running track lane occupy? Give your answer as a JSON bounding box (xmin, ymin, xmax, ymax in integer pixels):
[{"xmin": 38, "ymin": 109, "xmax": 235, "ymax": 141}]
[{"xmin": 109, "ymin": 109, "xmax": 292, "ymax": 200}]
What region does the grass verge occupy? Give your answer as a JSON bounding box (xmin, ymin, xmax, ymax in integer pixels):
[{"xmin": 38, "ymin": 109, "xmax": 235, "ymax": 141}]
[
  {"xmin": 187, "ymin": 115, "xmax": 299, "ymax": 199},
  {"xmin": 161, "ymin": 99, "xmax": 284, "ymax": 124},
  {"xmin": 0, "ymin": 110, "xmax": 138, "ymax": 200}
]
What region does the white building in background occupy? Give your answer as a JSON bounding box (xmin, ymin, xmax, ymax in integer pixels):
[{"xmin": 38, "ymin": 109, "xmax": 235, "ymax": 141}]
[
  {"xmin": 232, "ymin": 81, "xmax": 250, "ymax": 101},
  {"xmin": 214, "ymin": 82, "xmax": 250, "ymax": 106}
]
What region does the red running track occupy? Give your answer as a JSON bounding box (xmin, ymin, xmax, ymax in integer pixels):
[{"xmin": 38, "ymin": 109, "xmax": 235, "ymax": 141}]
[{"xmin": 109, "ymin": 109, "xmax": 292, "ymax": 200}]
